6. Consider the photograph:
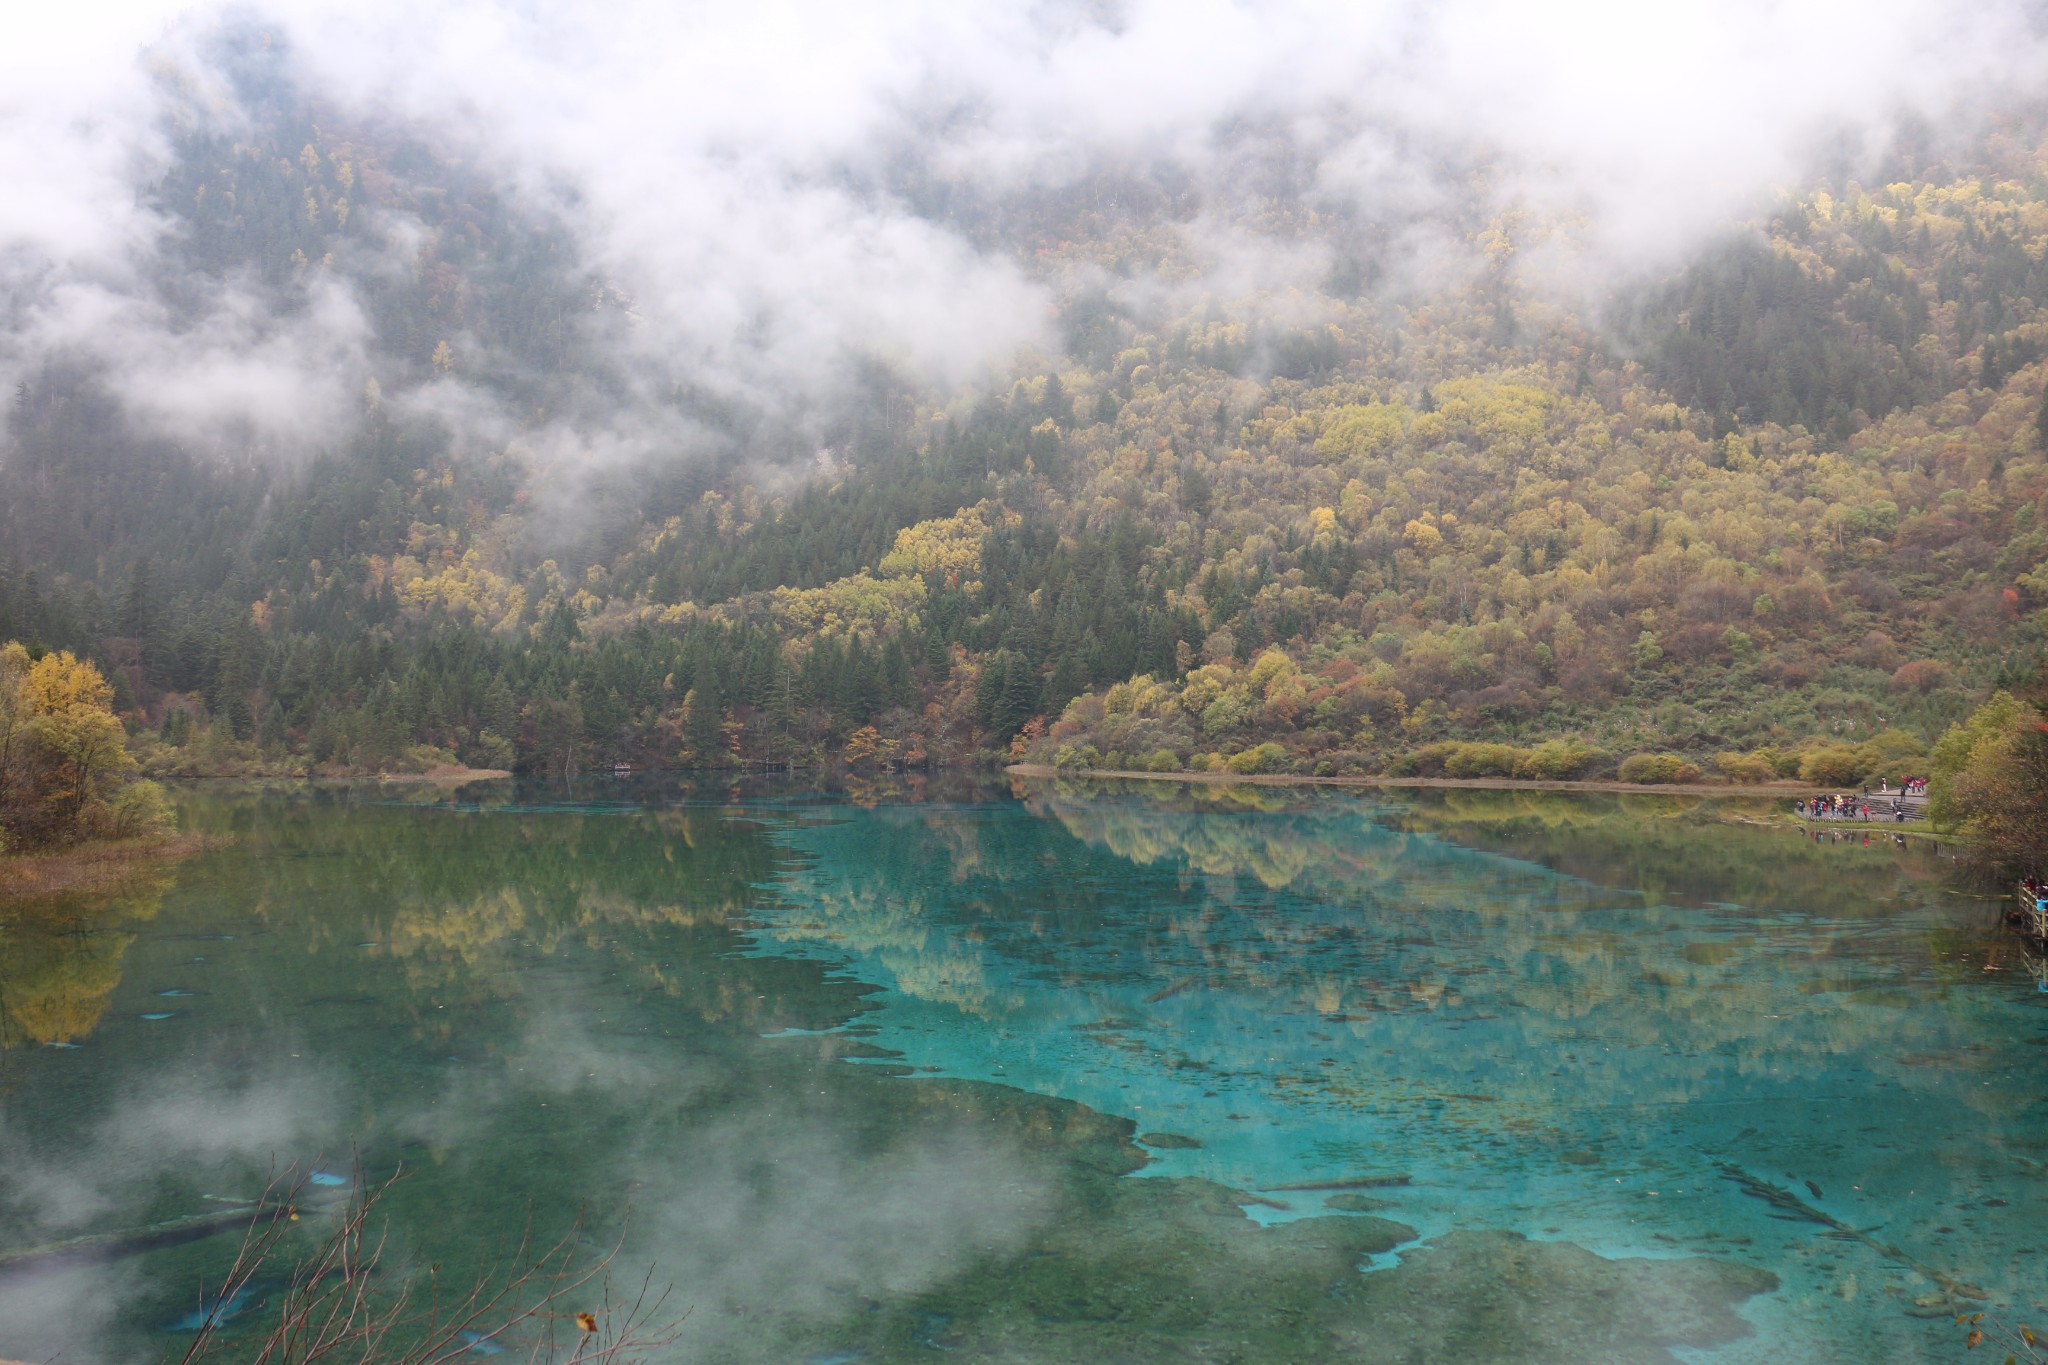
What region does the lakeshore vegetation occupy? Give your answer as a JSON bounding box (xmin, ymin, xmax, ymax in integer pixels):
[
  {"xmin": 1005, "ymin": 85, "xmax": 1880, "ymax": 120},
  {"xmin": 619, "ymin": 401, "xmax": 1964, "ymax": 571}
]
[
  {"xmin": 0, "ymin": 45, "xmax": 2044, "ymax": 871},
  {"xmin": 0, "ymin": 642, "xmax": 172, "ymax": 869}
]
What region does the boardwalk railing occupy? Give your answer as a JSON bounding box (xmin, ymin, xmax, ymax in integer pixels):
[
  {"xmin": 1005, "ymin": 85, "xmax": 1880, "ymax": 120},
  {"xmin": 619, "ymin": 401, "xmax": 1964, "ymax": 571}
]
[
  {"xmin": 1800, "ymin": 790, "xmax": 1927, "ymax": 820},
  {"xmin": 2017, "ymin": 883, "xmax": 2048, "ymax": 946}
]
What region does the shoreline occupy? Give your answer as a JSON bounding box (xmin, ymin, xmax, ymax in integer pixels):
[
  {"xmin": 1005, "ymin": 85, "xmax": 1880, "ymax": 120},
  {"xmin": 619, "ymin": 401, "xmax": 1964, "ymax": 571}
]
[
  {"xmin": 1004, "ymin": 763, "xmax": 1818, "ymax": 798},
  {"xmin": 144, "ymin": 764, "xmax": 514, "ymax": 788},
  {"xmin": 350, "ymin": 765, "xmax": 513, "ymax": 785},
  {"xmin": 0, "ymin": 831, "xmax": 222, "ymax": 901}
]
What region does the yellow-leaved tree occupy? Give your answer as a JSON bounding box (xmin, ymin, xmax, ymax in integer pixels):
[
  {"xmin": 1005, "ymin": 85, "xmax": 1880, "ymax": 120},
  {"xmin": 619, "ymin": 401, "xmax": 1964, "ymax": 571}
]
[
  {"xmin": 1929, "ymin": 684, "xmax": 2048, "ymax": 876},
  {"xmin": 0, "ymin": 643, "xmax": 166, "ymax": 850}
]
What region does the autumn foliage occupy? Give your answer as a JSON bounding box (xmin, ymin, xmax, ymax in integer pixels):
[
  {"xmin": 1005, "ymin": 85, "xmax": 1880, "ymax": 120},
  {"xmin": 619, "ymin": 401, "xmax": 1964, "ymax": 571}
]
[
  {"xmin": 1929, "ymin": 681, "xmax": 2048, "ymax": 875},
  {"xmin": 6, "ymin": 94, "xmax": 2048, "ymax": 785},
  {"xmin": 0, "ymin": 643, "xmax": 166, "ymax": 851}
]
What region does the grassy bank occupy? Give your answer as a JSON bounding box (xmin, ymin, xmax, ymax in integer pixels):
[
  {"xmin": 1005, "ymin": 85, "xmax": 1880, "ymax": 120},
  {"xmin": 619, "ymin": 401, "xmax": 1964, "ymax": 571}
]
[{"xmin": 0, "ymin": 831, "xmax": 222, "ymax": 901}]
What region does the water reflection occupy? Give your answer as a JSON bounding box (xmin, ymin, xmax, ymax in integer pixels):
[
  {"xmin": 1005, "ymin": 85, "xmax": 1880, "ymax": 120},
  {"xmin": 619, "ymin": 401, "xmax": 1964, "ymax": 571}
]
[
  {"xmin": 0, "ymin": 868, "xmax": 173, "ymax": 1048},
  {"xmin": 751, "ymin": 779, "xmax": 2045, "ymax": 1362},
  {"xmin": 0, "ymin": 781, "xmax": 2037, "ymax": 1364},
  {"xmin": 0, "ymin": 795, "xmax": 1065, "ymax": 1364},
  {"xmin": 1373, "ymin": 785, "xmax": 1967, "ymax": 917}
]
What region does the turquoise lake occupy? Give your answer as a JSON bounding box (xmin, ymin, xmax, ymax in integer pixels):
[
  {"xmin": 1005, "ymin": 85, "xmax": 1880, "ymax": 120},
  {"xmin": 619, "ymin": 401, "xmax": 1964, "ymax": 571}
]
[{"xmin": 0, "ymin": 778, "xmax": 2041, "ymax": 1363}]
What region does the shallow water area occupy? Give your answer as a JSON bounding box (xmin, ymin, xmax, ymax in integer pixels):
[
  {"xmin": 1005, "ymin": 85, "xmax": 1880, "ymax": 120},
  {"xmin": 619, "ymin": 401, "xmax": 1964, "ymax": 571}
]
[{"xmin": 0, "ymin": 777, "xmax": 2039, "ymax": 1363}]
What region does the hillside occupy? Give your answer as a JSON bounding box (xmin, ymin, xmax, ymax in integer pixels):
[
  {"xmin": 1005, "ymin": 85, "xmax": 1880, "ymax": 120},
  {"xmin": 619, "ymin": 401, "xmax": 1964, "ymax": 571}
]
[{"xmin": 3, "ymin": 43, "xmax": 2046, "ymax": 783}]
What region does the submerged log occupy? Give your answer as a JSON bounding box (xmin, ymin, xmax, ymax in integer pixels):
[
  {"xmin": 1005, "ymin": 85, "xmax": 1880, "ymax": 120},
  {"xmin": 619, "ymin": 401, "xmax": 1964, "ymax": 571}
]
[
  {"xmin": 1715, "ymin": 1163, "xmax": 1986, "ymax": 1308},
  {"xmin": 0, "ymin": 1199, "xmax": 292, "ymax": 1275},
  {"xmin": 1264, "ymin": 1174, "xmax": 1412, "ymax": 1192}
]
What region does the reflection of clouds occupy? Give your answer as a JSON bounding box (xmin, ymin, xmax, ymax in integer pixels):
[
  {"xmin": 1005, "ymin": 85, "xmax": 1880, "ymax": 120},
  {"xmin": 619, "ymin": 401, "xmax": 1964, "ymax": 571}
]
[
  {"xmin": 628, "ymin": 1093, "xmax": 1051, "ymax": 1357},
  {"xmin": 502, "ymin": 1000, "xmax": 688, "ymax": 1101},
  {"xmin": 0, "ymin": 1116, "xmax": 111, "ymax": 1232},
  {"xmin": 0, "ymin": 1060, "xmax": 343, "ymax": 1361},
  {"xmin": 0, "ymin": 797, "xmax": 1073, "ymax": 1362},
  {"xmin": 0, "ymin": 1255, "xmax": 146, "ymax": 1365},
  {"xmin": 0, "ymin": 1064, "xmax": 341, "ymax": 1238},
  {"xmin": 357, "ymin": 983, "xmax": 1054, "ymax": 1358},
  {"xmin": 353, "ymin": 958, "xmax": 1054, "ymax": 1358},
  {"xmin": 94, "ymin": 1069, "xmax": 340, "ymax": 1172}
]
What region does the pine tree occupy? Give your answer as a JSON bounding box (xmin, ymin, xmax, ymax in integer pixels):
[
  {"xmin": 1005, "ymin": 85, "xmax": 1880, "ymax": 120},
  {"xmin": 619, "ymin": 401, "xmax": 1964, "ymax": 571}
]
[
  {"xmin": 686, "ymin": 668, "xmax": 724, "ymax": 765},
  {"xmin": 118, "ymin": 558, "xmax": 152, "ymax": 640},
  {"xmin": 258, "ymin": 699, "xmax": 288, "ymax": 752}
]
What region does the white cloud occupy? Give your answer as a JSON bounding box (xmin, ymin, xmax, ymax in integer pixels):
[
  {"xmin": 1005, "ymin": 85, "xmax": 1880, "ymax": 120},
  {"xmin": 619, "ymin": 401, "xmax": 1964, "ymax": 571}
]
[{"xmin": 2, "ymin": 0, "xmax": 2045, "ymax": 463}]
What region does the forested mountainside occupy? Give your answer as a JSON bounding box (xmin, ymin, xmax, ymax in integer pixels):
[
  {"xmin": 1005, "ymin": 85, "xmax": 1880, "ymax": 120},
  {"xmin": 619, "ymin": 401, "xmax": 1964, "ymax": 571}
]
[{"xmin": 4, "ymin": 48, "xmax": 2047, "ymax": 782}]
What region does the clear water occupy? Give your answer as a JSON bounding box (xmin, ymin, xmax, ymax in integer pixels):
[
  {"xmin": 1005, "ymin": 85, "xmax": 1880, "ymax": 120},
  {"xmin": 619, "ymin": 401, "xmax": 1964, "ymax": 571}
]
[{"xmin": 0, "ymin": 778, "xmax": 2040, "ymax": 1363}]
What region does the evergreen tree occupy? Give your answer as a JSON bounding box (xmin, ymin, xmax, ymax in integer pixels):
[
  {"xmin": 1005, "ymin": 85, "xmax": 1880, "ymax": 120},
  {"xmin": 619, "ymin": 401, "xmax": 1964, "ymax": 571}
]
[{"xmin": 686, "ymin": 668, "xmax": 724, "ymax": 765}]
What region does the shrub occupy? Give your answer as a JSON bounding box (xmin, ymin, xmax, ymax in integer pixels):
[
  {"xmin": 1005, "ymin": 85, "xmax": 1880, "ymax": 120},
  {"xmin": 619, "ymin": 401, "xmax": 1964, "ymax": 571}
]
[
  {"xmin": 1395, "ymin": 742, "xmax": 1461, "ymax": 777},
  {"xmin": 1928, "ymin": 691, "xmax": 2025, "ymax": 828},
  {"xmin": 1863, "ymin": 728, "xmax": 1928, "ymax": 761},
  {"xmin": 1145, "ymin": 749, "xmax": 1181, "ymax": 772},
  {"xmin": 468, "ymin": 729, "xmax": 516, "ymax": 771},
  {"xmin": 1926, "ymin": 691, "xmax": 2048, "ymax": 869},
  {"xmin": 1515, "ymin": 741, "xmax": 1607, "ymax": 781},
  {"xmin": 1798, "ymin": 745, "xmax": 1867, "ymax": 787},
  {"xmin": 1442, "ymin": 742, "xmax": 1522, "ymax": 778},
  {"xmin": 1850, "ymin": 630, "xmax": 1901, "ymax": 671},
  {"xmin": 1225, "ymin": 743, "xmax": 1291, "ymax": 775},
  {"xmin": 1618, "ymin": 753, "xmax": 1702, "ymax": 784},
  {"xmin": 106, "ymin": 780, "xmax": 174, "ymax": 838},
  {"xmin": 1891, "ymin": 659, "xmax": 1953, "ymax": 694},
  {"xmin": 401, "ymin": 744, "xmax": 462, "ymax": 773},
  {"xmin": 1749, "ymin": 745, "xmax": 1801, "ymax": 778},
  {"xmin": 1714, "ymin": 752, "xmax": 1778, "ymax": 785}
]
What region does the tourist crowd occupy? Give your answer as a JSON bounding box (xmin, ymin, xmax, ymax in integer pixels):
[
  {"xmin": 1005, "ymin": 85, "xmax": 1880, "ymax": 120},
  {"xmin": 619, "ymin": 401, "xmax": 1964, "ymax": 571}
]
[{"xmin": 1795, "ymin": 788, "xmax": 1919, "ymax": 823}]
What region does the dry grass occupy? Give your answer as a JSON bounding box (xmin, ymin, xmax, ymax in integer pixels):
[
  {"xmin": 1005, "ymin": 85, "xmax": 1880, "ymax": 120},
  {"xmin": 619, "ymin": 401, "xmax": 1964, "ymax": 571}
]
[{"xmin": 0, "ymin": 831, "xmax": 221, "ymax": 901}]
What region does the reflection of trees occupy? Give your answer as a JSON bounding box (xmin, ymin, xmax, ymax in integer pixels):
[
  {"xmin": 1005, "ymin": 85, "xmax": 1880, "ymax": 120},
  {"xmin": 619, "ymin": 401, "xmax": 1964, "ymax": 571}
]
[
  {"xmin": 1029, "ymin": 779, "xmax": 1961, "ymax": 922},
  {"xmin": 120, "ymin": 792, "xmax": 813, "ymax": 1044},
  {"xmin": 0, "ymin": 874, "xmax": 171, "ymax": 1047},
  {"xmin": 188, "ymin": 797, "xmax": 777, "ymax": 962},
  {"xmin": 1382, "ymin": 787, "xmax": 1953, "ymax": 919},
  {"xmin": 1027, "ymin": 778, "xmax": 1626, "ymax": 913},
  {"xmin": 755, "ymin": 810, "xmax": 1024, "ymax": 1017},
  {"xmin": 759, "ymin": 881, "xmax": 1017, "ymax": 1019},
  {"xmin": 0, "ymin": 790, "xmax": 1083, "ymax": 1363},
  {"xmin": 762, "ymin": 780, "xmax": 2016, "ymax": 1132}
]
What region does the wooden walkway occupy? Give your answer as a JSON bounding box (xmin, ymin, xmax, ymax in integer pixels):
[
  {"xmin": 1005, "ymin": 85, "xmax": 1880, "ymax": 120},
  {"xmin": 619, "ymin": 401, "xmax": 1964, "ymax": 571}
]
[
  {"xmin": 1800, "ymin": 790, "xmax": 1927, "ymax": 821},
  {"xmin": 2014, "ymin": 883, "xmax": 2048, "ymax": 949}
]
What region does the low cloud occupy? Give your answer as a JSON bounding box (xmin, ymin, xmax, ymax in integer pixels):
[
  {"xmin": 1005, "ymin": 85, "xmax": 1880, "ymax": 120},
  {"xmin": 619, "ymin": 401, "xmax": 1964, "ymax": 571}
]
[
  {"xmin": 3, "ymin": 0, "xmax": 2046, "ymax": 468},
  {"xmin": 0, "ymin": 1059, "xmax": 343, "ymax": 1361}
]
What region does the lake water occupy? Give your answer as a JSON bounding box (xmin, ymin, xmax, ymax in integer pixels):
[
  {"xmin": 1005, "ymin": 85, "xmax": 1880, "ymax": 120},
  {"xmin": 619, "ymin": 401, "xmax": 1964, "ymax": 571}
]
[{"xmin": 0, "ymin": 777, "xmax": 2040, "ymax": 1363}]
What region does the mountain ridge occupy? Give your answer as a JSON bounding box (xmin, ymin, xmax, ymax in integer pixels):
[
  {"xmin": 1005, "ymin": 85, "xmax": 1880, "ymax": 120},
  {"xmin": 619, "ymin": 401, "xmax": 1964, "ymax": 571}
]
[{"xmin": 3, "ymin": 53, "xmax": 2046, "ymax": 784}]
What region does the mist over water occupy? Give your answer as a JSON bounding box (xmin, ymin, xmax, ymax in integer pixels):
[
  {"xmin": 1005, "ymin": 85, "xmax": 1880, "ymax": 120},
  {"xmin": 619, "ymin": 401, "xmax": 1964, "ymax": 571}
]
[{"xmin": 0, "ymin": 780, "xmax": 2036, "ymax": 1362}]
